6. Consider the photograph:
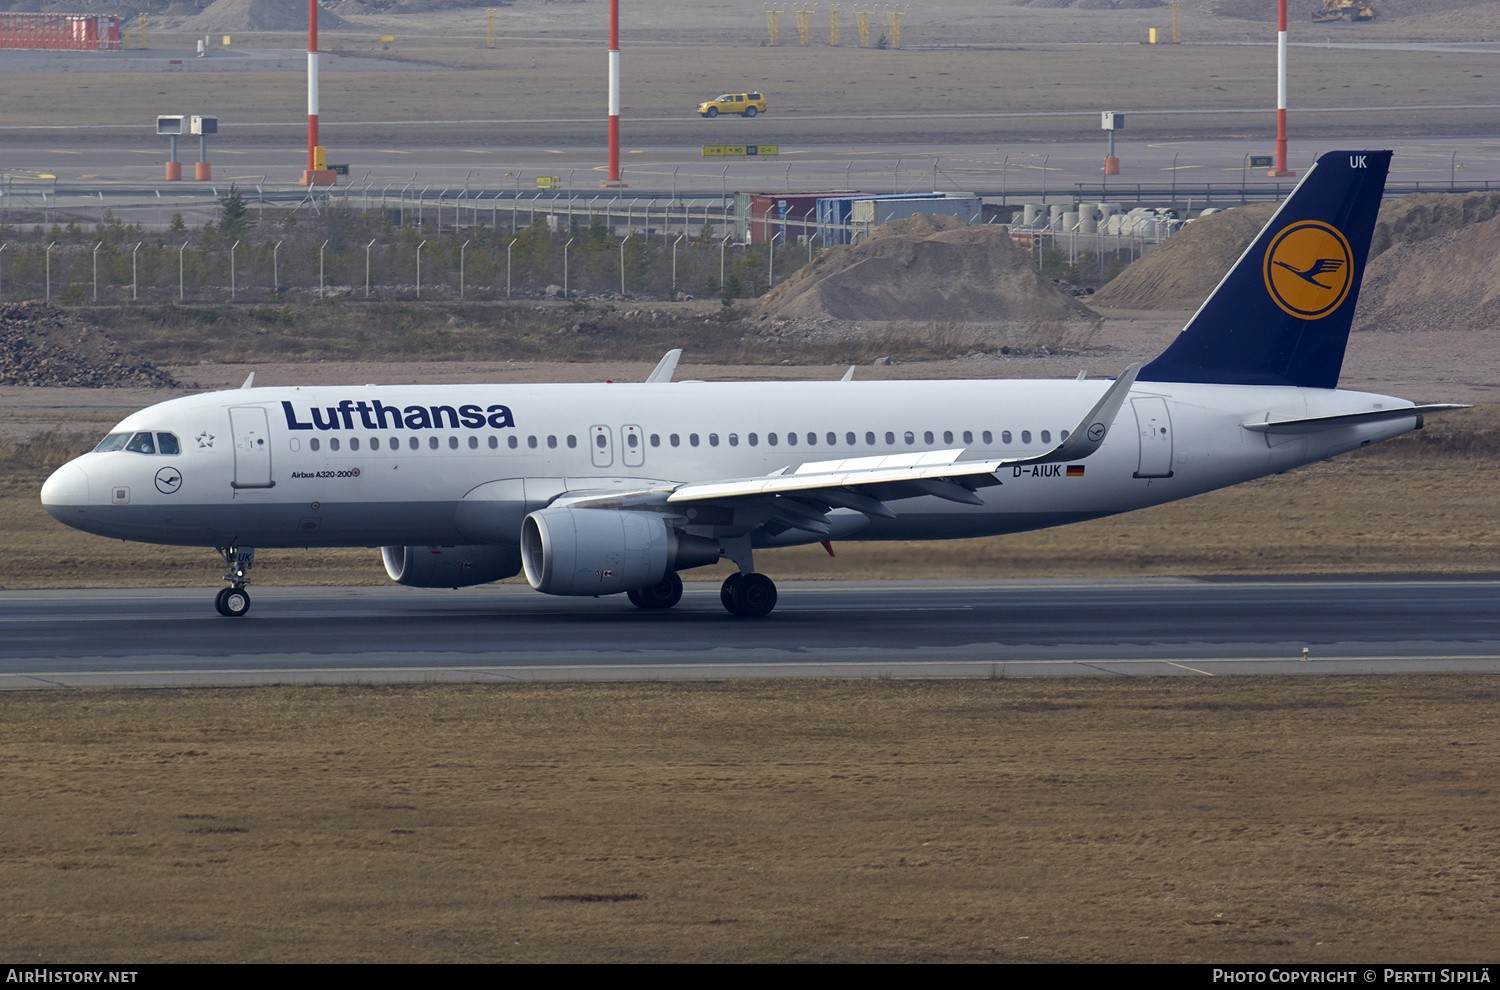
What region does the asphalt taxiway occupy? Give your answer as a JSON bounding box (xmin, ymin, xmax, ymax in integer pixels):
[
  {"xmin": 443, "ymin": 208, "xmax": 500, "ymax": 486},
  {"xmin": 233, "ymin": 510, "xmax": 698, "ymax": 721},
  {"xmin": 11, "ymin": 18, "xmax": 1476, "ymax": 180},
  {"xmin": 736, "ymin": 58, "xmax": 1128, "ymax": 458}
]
[{"xmin": 2, "ymin": 577, "xmax": 1498, "ymax": 688}]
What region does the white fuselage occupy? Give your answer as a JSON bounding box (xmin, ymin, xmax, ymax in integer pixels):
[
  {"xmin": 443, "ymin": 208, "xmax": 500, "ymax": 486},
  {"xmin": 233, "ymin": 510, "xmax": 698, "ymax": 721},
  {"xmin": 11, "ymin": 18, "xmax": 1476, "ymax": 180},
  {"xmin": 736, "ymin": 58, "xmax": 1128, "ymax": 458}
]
[{"xmin": 41, "ymin": 377, "xmax": 1419, "ymax": 553}]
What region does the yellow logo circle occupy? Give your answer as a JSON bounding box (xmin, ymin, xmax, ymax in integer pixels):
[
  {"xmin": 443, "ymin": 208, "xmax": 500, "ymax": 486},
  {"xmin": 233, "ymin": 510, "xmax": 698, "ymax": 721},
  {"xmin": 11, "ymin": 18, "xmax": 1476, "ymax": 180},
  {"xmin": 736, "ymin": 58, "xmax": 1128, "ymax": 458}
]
[{"xmin": 1262, "ymin": 220, "xmax": 1354, "ymax": 320}]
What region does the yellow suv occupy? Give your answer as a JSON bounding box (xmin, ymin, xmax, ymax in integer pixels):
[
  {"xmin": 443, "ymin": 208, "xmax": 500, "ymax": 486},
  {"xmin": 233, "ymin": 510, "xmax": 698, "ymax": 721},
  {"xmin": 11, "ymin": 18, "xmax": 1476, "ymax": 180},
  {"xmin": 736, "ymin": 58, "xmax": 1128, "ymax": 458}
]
[{"xmin": 698, "ymin": 92, "xmax": 767, "ymax": 118}]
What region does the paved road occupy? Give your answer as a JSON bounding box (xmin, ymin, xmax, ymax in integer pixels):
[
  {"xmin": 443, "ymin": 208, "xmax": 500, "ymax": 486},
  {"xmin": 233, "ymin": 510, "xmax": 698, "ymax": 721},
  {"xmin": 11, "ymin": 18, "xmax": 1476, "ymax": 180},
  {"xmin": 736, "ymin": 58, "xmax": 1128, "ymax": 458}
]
[{"xmin": 3, "ymin": 578, "xmax": 1498, "ymax": 688}]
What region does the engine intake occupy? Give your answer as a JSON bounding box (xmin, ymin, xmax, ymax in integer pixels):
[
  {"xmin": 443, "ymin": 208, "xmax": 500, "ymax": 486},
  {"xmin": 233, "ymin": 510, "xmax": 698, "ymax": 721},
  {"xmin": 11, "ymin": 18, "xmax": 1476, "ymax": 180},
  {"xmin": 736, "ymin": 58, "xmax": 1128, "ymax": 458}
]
[{"xmin": 521, "ymin": 507, "xmax": 720, "ymax": 596}]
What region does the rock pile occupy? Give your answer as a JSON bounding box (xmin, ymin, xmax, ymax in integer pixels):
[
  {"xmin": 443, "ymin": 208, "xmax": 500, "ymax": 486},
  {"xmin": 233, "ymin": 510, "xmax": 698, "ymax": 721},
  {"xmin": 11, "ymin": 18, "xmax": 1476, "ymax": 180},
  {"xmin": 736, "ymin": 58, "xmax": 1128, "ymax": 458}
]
[{"xmin": 0, "ymin": 303, "xmax": 179, "ymax": 388}]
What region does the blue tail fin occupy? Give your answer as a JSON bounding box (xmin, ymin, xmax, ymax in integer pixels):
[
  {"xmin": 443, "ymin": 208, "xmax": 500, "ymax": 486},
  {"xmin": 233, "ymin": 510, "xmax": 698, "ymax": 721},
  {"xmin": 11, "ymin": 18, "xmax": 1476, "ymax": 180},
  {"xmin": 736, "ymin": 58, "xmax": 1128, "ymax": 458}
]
[{"xmin": 1138, "ymin": 150, "xmax": 1390, "ymax": 388}]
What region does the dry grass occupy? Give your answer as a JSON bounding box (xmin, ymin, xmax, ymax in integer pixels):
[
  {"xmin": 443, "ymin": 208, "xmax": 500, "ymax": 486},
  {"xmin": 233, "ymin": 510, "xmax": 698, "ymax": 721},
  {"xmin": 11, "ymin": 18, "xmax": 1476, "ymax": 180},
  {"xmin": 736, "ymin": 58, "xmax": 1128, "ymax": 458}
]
[{"xmin": 2, "ymin": 676, "xmax": 1497, "ymax": 962}]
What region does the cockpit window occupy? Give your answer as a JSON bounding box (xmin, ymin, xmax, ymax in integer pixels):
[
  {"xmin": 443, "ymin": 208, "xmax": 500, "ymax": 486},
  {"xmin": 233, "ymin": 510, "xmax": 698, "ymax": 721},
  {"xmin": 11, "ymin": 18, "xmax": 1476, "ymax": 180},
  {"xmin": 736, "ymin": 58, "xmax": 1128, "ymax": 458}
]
[{"xmin": 96, "ymin": 431, "xmax": 180, "ymax": 454}]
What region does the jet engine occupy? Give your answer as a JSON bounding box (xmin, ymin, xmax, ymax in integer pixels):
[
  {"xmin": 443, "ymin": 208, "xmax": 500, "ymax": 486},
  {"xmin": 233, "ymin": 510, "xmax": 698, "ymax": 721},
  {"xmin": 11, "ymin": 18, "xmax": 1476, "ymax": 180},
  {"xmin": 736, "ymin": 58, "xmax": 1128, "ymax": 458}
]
[
  {"xmin": 381, "ymin": 544, "xmax": 522, "ymax": 589},
  {"xmin": 521, "ymin": 507, "xmax": 720, "ymax": 596}
]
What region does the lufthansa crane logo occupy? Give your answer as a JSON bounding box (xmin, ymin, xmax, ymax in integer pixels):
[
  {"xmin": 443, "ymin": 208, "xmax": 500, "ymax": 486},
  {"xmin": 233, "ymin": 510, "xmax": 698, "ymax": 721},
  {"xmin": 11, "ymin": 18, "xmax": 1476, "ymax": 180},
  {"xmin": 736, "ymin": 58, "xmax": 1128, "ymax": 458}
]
[{"xmin": 1263, "ymin": 220, "xmax": 1354, "ymax": 320}]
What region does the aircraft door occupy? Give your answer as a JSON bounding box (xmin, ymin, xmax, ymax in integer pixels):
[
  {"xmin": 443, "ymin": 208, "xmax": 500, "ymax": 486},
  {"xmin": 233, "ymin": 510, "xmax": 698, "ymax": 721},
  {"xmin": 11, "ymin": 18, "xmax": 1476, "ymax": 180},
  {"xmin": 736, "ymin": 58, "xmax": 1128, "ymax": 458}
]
[
  {"xmin": 589, "ymin": 424, "xmax": 613, "ymax": 468},
  {"xmin": 1131, "ymin": 397, "xmax": 1174, "ymax": 479},
  {"xmin": 229, "ymin": 406, "xmax": 275, "ymax": 488},
  {"xmin": 621, "ymin": 424, "xmax": 644, "ymax": 467}
]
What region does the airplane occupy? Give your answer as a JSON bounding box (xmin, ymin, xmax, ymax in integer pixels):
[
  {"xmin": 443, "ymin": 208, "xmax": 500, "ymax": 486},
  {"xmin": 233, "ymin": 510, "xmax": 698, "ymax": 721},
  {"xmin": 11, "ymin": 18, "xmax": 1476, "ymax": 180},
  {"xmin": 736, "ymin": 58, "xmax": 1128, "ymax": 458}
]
[{"xmin": 41, "ymin": 149, "xmax": 1465, "ymax": 618}]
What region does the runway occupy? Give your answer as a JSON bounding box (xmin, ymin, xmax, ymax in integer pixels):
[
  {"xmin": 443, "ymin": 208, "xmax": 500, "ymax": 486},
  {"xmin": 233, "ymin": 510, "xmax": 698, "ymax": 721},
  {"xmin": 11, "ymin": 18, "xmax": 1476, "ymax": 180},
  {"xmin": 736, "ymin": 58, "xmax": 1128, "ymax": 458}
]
[{"xmin": 3, "ymin": 577, "xmax": 1499, "ymax": 688}]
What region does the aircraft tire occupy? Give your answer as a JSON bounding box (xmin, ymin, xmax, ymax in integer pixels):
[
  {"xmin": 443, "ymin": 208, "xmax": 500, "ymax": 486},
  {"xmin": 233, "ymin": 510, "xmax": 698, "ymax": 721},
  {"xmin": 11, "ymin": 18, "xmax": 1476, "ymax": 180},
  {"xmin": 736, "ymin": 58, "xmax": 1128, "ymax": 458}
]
[
  {"xmin": 636, "ymin": 571, "xmax": 684, "ymax": 610},
  {"xmin": 215, "ymin": 587, "xmax": 251, "ymax": 617},
  {"xmin": 729, "ymin": 572, "xmax": 776, "ymax": 617},
  {"xmin": 626, "ymin": 589, "xmax": 644, "ymax": 607}
]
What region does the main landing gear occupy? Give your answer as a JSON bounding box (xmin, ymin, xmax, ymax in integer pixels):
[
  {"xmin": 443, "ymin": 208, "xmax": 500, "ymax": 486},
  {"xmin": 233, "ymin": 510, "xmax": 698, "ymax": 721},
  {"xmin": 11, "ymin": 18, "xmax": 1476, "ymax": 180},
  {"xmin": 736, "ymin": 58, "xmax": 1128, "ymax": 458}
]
[
  {"xmin": 720, "ymin": 572, "xmax": 777, "ymax": 617},
  {"xmin": 213, "ymin": 545, "xmax": 254, "ymax": 617},
  {"xmin": 626, "ymin": 570, "xmax": 684, "ymax": 610},
  {"xmin": 623, "ymin": 570, "xmax": 779, "ymax": 616}
]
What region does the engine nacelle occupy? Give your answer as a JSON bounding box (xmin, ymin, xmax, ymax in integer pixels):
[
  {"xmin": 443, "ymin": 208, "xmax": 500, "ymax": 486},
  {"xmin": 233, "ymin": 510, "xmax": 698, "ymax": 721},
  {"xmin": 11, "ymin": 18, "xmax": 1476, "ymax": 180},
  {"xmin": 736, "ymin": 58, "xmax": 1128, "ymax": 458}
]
[
  {"xmin": 521, "ymin": 507, "xmax": 720, "ymax": 596},
  {"xmin": 381, "ymin": 544, "xmax": 522, "ymax": 589}
]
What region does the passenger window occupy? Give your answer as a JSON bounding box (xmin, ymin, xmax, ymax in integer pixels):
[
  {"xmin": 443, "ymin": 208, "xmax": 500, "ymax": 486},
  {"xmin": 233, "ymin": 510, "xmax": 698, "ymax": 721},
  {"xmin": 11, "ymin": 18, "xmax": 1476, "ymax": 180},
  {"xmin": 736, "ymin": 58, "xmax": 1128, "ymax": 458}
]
[
  {"xmin": 749, "ymin": 433, "xmax": 759, "ymax": 447},
  {"xmin": 923, "ymin": 431, "xmax": 934, "ymax": 444},
  {"xmin": 350, "ymin": 438, "xmax": 360, "ymax": 451},
  {"xmin": 1001, "ymin": 431, "xmax": 1011, "ymax": 444},
  {"xmin": 984, "ymin": 431, "xmax": 994, "ymax": 444},
  {"xmin": 670, "ymin": 434, "xmax": 680, "ymax": 447},
  {"xmin": 690, "ymin": 433, "xmax": 700, "ymax": 447},
  {"xmin": 508, "ymin": 436, "xmax": 518, "ymax": 449},
  {"xmin": 470, "ymin": 436, "xmax": 480, "ymax": 449},
  {"xmin": 885, "ymin": 432, "xmax": 895, "ymax": 445},
  {"xmin": 1061, "ymin": 430, "xmax": 1069, "ymax": 440},
  {"xmin": 865, "ymin": 432, "xmax": 875, "ymax": 445},
  {"xmin": 595, "ymin": 434, "xmax": 607, "ymax": 449},
  {"xmin": 567, "ymin": 435, "xmax": 577, "ymax": 448},
  {"xmin": 547, "ymin": 435, "xmax": 557, "ymax": 449},
  {"xmin": 768, "ymin": 433, "xmax": 778, "ymax": 446},
  {"xmin": 963, "ymin": 431, "xmax": 973, "ymax": 444},
  {"xmin": 528, "ymin": 436, "xmax": 538, "ymax": 449},
  {"xmin": 310, "ymin": 438, "xmax": 320, "ymax": 451},
  {"xmin": 904, "ymin": 431, "xmax": 915, "ymax": 445},
  {"xmin": 709, "ymin": 433, "xmax": 719, "ymax": 447},
  {"xmin": 389, "ymin": 436, "xmax": 398, "ymax": 449},
  {"xmin": 156, "ymin": 433, "xmax": 181, "ymax": 455},
  {"xmin": 125, "ymin": 432, "xmax": 155, "ymax": 454},
  {"xmin": 1022, "ymin": 431, "xmax": 1032, "ymax": 444},
  {"xmin": 847, "ymin": 432, "xmax": 856, "ymax": 446},
  {"xmin": 371, "ymin": 438, "xmax": 381, "ymax": 450},
  {"xmin": 488, "ymin": 436, "xmax": 498, "ymax": 449},
  {"xmin": 1041, "ymin": 431, "xmax": 1051, "ymax": 444},
  {"xmin": 410, "ymin": 437, "xmax": 420, "ymax": 450},
  {"xmin": 785, "ymin": 433, "xmax": 796, "ymax": 446},
  {"xmin": 943, "ymin": 431, "xmax": 953, "ymax": 445},
  {"xmin": 331, "ymin": 438, "xmax": 341, "ymax": 452},
  {"xmin": 650, "ymin": 434, "xmax": 660, "ymax": 447},
  {"xmin": 729, "ymin": 434, "xmax": 739, "ymax": 447},
  {"xmin": 827, "ymin": 433, "xmax": 837, "ymax": 446},
  {"xmin": 428, "ymin": 436, "xmax": 439, "ymax": 450}
]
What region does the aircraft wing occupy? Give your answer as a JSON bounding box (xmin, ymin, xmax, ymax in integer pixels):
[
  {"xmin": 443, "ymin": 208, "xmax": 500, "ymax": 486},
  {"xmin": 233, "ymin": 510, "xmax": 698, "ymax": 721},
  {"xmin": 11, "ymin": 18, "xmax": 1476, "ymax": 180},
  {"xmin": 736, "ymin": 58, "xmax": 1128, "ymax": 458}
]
[{"xmin": 558, "ymin": 366, "xmax": 1141, "ymax": 524}]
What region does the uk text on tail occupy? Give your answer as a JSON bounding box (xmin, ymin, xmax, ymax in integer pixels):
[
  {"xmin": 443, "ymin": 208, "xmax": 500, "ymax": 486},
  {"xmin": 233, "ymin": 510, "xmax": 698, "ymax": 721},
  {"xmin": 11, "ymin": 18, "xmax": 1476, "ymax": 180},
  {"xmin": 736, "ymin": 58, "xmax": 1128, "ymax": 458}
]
[{"xmin": 1140, "ymin": 150, "xmax": 1391, "ymax": 389}]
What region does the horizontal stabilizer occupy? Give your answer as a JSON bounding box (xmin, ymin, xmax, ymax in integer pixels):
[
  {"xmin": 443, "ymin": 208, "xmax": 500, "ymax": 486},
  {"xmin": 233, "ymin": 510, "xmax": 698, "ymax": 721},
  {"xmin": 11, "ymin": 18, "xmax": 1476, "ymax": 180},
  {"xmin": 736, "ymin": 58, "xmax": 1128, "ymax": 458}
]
[{"xmin": 1242, "ymin": 403, "xmax": 1470, "ymax": 434}]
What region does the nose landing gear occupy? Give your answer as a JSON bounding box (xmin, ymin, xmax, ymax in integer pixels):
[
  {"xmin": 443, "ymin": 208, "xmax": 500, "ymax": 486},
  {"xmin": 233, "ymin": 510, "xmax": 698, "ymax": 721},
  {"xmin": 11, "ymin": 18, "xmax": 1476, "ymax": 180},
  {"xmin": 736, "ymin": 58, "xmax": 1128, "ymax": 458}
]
[{"xmin": 213, "ymin": 545, "xmax": 255, "ymax": 617}]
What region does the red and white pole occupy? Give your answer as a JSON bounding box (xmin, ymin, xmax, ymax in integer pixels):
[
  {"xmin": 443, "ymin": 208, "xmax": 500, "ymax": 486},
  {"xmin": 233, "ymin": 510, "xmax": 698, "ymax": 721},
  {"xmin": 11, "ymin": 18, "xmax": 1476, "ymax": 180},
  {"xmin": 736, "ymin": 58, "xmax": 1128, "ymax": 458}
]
[
  {"xmin": 1270, "ymin": 0, "xmax": 1295, "ymax": 177},
  {"xmin": 606, "ymin": 0, "xmax": 623, "ymax": 185},
  {"xmin": 308, "ymin": 0, "xmax": 319, "ymax": 173}
]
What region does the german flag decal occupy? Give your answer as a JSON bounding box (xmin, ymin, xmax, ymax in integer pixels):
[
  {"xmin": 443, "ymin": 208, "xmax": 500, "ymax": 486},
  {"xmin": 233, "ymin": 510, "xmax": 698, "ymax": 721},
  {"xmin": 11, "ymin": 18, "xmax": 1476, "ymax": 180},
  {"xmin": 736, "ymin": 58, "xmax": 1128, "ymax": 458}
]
[{"xmin": 1066, "ymin": 465, "xmax": 1085, "ymax": 477}]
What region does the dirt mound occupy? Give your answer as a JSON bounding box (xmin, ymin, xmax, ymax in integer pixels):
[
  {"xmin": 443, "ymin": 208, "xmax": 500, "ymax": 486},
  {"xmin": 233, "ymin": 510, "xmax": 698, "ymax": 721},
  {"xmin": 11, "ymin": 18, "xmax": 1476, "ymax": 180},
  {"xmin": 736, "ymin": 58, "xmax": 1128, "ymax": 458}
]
[
  {"xmin": 0, "ymin": 303, "xmax": 178, "ymax": 388},
  {"xmin": 1369, "ymin": 190, "xmax": 1500, "ymax": 256},
  {"xmin": 178, "ymin": 0, "xmax": 348, "ymax": 32},
  {"xmin": 760, "ymin": 221, "xmax": 1096, "ymax": 322},
  {"xmin": 1089, "ymin": 203, "xmax": 1276, "ymax": 311},
  {"xmin": 1355, "ymin": 214, "xmax": 1500, "ymax": 333},
  {"xmin": 866, "ymin": 212, "xmax": 971, "ymax": 241},
  {"xmin": 1093, "ymin": 191, "xmax": 1500, "ymax": 313}
]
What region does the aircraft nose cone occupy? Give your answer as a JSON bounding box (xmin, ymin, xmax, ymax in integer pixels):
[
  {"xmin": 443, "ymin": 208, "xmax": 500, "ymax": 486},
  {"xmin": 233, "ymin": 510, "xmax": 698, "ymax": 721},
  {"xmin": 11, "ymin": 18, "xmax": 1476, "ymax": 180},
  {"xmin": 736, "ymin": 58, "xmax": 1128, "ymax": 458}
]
[{"xmin": 41, "ymin": 461, "xmax": 90, "ymax": 526}]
